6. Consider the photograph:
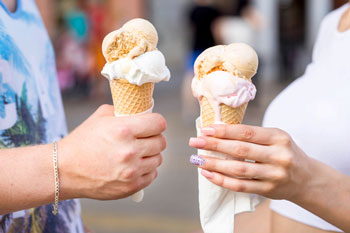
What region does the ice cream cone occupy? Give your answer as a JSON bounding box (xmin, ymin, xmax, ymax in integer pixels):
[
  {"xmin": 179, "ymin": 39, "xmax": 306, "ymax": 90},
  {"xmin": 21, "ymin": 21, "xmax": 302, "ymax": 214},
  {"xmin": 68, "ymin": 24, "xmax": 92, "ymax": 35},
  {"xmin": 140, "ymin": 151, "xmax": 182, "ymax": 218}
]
[
  {"xmin": 200, "ymin": 96, "xmax": 248, "ymax": 127},
  {"xmin": 101, "ymin": 18, "xmax": 170, "ymax": 203},
  {"xmin": 109, "ymin": 79, "xmax": 154, "ymax": 115},
  {"xmin": 102, "ymin": 18, "xmax": 159, "ymax": 115},
  {"xmin": 192, "ymin": 43, "xmax": 258, "ymax": 127}
]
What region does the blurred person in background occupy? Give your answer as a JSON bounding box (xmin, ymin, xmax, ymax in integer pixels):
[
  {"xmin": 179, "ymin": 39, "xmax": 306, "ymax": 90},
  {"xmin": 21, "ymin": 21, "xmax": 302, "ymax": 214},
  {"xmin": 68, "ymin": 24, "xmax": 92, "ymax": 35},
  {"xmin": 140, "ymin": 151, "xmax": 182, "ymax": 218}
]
[
  {"xmin": 190, "ymin": 2, "xmax": 350, "ymax": 233},
  {"xmin": 279, "ymin": 0, "xmax": 306, "ymax": 82},
  {"xmin": 85, "ymin": 0, "xmax": 108, "ymax": 99},
  {"xmin": 215, "ymin": 0, "xmax": 263, "ymax": 47},
  {"xmin": 56, "ymin": 0, "xmax": 92, "ymax": 96},
  {"xmin": 181, "ymin": 0, "xmax": 221, "ymax": 123},
  {"xmin": 0, "ymin": 0, "xmax": 166, "ymax": 232},
  {"xmin": 215, "ymin": 0, "xmax": 264, "ymax": 103}
]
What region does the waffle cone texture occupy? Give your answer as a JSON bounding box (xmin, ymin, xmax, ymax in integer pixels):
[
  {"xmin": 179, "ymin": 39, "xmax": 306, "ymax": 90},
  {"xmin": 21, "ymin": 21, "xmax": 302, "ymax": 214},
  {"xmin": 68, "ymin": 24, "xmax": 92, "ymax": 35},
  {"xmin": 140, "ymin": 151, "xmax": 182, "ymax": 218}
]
[
  {"xmin": 102, "ymin": 18, "xmax": 158, "ymax": 115},
  {"xmin": 200, "ymin": 96, "xmax": 248, "ymax": 127},
  {"xmin": 110, "ymin": 79, "xmax": 154, "ymax": 115}
]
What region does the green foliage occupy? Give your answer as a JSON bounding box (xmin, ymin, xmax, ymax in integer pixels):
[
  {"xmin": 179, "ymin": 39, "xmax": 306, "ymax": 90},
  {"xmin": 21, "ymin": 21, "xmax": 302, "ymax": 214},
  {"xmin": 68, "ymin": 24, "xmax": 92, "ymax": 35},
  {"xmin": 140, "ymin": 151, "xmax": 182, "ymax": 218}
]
[{"xmin": 0, "ymin": 83, "xmax": 47, "ymax": 147}]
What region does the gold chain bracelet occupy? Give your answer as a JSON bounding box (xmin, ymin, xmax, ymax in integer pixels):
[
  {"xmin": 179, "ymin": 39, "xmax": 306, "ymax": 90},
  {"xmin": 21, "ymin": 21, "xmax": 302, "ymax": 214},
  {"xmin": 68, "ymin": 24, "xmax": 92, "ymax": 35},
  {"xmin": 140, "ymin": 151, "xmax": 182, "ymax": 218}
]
[{"xmin": 52, "ymin": 142, "xmax": 59, "ymax": 215}]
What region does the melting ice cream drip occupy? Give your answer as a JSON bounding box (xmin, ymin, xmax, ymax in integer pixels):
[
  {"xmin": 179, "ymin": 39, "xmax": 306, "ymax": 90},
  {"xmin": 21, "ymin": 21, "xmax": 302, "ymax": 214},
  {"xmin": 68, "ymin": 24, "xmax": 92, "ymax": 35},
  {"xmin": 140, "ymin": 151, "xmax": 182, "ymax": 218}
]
[{"xmin": 192, "ymin": 71, "xmax": 256, "ymax": 122}]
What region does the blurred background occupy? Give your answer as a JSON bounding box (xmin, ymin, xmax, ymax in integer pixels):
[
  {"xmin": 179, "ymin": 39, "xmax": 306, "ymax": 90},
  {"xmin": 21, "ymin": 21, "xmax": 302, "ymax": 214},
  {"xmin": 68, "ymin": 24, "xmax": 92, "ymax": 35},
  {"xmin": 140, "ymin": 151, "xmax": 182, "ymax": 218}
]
[{"xmin": 34, "ymin": 0, "xmax": 347, "ymax": 232}]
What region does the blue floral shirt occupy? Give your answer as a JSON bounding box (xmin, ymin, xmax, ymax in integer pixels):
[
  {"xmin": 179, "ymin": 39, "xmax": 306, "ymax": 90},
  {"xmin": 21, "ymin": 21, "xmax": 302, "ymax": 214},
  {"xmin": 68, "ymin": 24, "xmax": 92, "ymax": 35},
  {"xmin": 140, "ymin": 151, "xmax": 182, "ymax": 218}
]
[{"xmin": 0, "ymin": 0, "xmax": 84, "ymax": 232}]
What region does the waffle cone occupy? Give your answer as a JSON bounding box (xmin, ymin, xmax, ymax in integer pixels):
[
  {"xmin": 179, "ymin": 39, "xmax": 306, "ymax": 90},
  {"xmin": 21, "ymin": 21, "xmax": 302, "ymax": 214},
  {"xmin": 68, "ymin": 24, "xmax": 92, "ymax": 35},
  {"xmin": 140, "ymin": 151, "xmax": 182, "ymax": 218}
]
[
  {"xmin": 110, "ymin": 79, "xmax": 154, "ymax": 115},
  {"xmin": 200, "ymin": 96, "xmax": 248, "ymax": 127}
]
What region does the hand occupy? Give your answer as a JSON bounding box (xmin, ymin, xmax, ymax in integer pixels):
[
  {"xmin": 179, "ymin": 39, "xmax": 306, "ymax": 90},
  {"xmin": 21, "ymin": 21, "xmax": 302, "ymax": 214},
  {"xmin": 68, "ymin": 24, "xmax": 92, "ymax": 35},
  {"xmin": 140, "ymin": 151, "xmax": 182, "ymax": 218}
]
[
  {"xmin": 59, "ymin": 105, "xmax": 166, "ymax": 200},
  {"xmin": 189, "ymin": 124, "xmax": 313, "ymax": 201}
]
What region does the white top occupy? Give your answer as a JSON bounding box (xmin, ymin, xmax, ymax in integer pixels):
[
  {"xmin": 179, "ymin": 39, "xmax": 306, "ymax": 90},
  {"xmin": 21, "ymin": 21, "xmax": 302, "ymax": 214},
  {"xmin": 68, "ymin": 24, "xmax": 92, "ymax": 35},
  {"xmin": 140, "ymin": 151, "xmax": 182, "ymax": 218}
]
[{"xmin": 263, "ymin": 4, "xmax": 350, "ymax": 232}]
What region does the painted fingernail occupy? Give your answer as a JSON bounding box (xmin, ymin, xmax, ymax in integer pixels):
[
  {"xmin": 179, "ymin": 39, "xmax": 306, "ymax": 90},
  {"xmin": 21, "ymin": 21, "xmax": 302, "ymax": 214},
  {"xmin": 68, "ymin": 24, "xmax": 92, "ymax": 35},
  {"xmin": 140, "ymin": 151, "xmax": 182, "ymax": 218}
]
[
  {"xmin": 190, "ymin": 154, "xmax": 205, "ymax": 166},
  {"xmin": 201, "ymin": 127, "xmax": 215, "ymax": 136},
  {"xmin": 189, "ymin": 137, "xmax": 206, "ymax": 148},
  {"xmin": 201, "ymin": 169, "xmax": 214, "ymax": 179}
]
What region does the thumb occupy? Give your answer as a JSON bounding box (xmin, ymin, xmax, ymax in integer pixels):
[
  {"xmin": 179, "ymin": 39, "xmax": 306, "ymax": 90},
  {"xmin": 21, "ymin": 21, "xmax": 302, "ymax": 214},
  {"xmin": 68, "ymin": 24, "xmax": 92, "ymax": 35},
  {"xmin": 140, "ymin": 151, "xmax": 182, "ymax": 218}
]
[{"xmin": 92, "ymin": 104, "xmax": 115, "ymax": 118}]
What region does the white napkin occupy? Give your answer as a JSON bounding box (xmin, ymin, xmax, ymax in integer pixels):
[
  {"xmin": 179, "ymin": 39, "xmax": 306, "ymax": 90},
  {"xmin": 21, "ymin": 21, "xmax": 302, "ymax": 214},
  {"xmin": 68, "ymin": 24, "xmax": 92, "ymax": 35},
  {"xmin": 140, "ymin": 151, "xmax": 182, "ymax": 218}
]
[
  {"xmin": 114, "ymin": 99, "xmax": 154, "ymax": 202},
  {"xmin": 196, "ymin": 117, "xmax": 261, "ymax": 233}
]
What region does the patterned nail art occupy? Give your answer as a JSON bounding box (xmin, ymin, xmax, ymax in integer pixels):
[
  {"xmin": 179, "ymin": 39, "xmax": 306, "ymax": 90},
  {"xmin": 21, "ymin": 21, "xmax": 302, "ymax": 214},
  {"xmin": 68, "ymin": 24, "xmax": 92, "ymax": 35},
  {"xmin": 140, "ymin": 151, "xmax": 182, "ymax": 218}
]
[{"xmin": 190, "ymin": 154, "xmax": 205, "ymax": 166}]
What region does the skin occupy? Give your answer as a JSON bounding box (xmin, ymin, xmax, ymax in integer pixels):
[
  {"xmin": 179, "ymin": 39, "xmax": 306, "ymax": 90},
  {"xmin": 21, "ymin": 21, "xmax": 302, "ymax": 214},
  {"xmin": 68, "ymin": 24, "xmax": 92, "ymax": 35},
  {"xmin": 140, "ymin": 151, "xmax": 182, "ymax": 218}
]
[
  {"xmin": 1, "ymin": 0, "xmax": 16, "ymax": 12},
  {"xmin": 189, "ymin": 124, "xmax": 350, "ymax": 232},
  {"xmin": 0, "ymin": 105, "xmax": 166, "ymax": 214},
  {"xmin": 190, "ymin": 3, "xmax": 350, "ymax": 232}
]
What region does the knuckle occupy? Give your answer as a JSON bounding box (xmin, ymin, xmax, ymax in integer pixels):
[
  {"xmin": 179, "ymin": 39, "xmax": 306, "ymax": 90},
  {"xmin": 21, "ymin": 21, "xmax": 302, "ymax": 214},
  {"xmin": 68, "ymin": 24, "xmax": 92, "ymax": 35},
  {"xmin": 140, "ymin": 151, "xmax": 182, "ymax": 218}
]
[
  {"xmin": 208, "ymin": 138, "xmax": 219, "ymax": 151},
  {"xmin": 214, "ymin": 124, "xmax": 226, "ymax": 138},
  {"xmin": 235, "ymin": 163, "xmax": 248, "ymax": 176},
  {"xmin": 121, "ymin": 168, "xmax": 137, "ymax": 180},
  {"xmin": 274, "ymin": 169, "xmax": 288, "ymax": 182},
  {"xmin": 276, "ymin": 130, "xmax": 292, "ymax": 146},
  {"xmin": 279, "ymin": 153, "xmax": 293, "ymax": 168},
  {"xmin": 234, "ymin": 180, "xmax": 246, "ymax": 192},
  {"xmin": 235, "ymin": 144, "xmax": 249, "ymax": 157},
  {"xmin": 116, "ymin": 125, "xmax": 132, "ymax": 138},
  {"xmin": 216, "ymin": 175, "xmax": 225, "ymax": 187},
  {"xmin": 121, "ymin": 148, "xmax": 136, "ymax": 161},
  {"xmin": 241, "ymin": 127, "xmax": 256, "ymax": 140},
  {"xmin": 264, "ymin": 183, "xmax": 276, "ymax": 194}
]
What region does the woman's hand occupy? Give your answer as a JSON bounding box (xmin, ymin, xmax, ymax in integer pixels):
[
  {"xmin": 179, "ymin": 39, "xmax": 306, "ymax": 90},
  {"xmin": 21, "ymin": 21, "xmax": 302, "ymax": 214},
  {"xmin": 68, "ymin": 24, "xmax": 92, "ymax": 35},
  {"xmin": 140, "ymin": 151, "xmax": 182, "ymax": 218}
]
[
  {"xmin": 59, "ymin": 105, "xmax": 167, "ymax": 200},
  {"xmin": 189, "ymin": 124, "xmax": 313, "ymax": 201},
  {"xmin": 189, "ymin": 124, "xmax": 350, "ymax": 231}
]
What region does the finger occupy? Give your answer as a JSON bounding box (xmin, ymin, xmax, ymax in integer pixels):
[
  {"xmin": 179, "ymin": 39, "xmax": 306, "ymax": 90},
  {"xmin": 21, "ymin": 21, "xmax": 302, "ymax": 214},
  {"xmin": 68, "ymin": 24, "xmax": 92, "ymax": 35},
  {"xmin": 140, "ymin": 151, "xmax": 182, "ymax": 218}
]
[
  {"xmin": 201, "ymin": 124, "xmax": 284, "ymax": 145},
  {"xmin": 189, "ymin": 136, "xmax": 271, "ymax": 162},
  {"xmin": 198, "ymin": 156, "xmax": 282, "ymax": 180},
  {"xmin": 201, "ymin": 169, "xmax": 273, "ymax": 195},
  {"xmin": 122, "ymin": 113, "xmax": 167, "ymax": 138},
  {"xmin": 139, "ymin": 154, "xmax": 163, "ymax": 175},
  {"xmin": 134, "ymin": 134, "xmax": 166, "ymax": 157},
  {"xmin": 135, "ymin": 170, "xmax": 158, "ymax": 191}
]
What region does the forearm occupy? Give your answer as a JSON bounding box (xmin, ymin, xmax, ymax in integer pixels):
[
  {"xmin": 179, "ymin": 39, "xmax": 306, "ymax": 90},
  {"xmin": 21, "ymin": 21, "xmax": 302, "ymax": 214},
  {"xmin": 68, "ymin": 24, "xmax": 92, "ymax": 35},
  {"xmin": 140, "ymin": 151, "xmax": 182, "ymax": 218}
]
[
  {"xmin": 292, "ymin": 158, "xmax": 350, "ymax": 232},
  {"xmin": 0, "ymin": 143, "xmax": 72, "ymax": 214}
]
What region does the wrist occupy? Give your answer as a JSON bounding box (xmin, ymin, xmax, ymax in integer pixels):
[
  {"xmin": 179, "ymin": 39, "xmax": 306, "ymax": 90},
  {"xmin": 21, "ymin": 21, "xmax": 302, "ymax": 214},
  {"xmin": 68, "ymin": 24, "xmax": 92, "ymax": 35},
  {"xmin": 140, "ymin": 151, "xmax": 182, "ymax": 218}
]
[
  {"xmin": 57, "ymin": 138, "xmax": 81, "ymax": 200},
  {"xmin": 291, "ymin": 157, "xmax": 342, "ymax": 206}
]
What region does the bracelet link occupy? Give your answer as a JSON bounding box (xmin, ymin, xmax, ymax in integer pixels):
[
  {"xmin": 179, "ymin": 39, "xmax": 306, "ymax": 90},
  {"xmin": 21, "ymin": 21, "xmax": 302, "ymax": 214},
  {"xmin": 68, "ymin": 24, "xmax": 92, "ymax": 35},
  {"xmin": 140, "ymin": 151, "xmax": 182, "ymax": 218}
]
[{"xmin": 52, "ymin": 141, "xmax": 59, "ymax": 215}]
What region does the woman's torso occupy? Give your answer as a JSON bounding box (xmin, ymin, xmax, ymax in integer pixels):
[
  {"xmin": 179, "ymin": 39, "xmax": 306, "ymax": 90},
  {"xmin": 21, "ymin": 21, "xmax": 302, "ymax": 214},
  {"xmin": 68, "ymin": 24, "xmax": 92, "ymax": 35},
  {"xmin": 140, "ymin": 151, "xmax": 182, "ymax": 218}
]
[{"xmin": 262, "ymin": 4, "xmax": 350, "ymax": 232}]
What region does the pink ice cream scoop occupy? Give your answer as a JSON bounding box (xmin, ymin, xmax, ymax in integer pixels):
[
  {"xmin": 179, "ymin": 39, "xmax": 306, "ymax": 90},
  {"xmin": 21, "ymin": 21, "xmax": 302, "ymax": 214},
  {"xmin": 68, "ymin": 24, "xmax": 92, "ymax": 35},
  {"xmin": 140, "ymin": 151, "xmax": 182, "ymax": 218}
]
[{"xmin": 191, "ymin": 43, "xmax": 258, "ymax": 126}]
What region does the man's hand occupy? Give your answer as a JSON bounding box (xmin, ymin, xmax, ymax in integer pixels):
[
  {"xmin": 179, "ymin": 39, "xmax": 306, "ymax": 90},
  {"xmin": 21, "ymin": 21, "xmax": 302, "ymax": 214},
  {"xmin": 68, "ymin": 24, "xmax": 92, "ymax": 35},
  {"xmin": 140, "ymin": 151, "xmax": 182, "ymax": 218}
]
[{"xmin": 60, "ymin": 105, "xmax": 166, "ymax": 200}]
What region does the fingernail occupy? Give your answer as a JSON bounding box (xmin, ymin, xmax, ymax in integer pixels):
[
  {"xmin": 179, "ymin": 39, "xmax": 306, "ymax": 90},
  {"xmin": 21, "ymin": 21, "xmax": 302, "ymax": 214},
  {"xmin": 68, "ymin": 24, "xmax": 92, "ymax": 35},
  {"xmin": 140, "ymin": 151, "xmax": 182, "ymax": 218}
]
[
  {"xmin": 201, "ymin": 169, "xmax": 214, "ymax": 179},
  {"xmin": 189, "ymin": 137, "xmax": 206, "ymax": 148},
  {"xmin": 190, "ymin": 154, "xmax": 205, "ymax": 166},
  {"xmin": 201, "ymin": 127, "xmax": 215, "ymax": 136}
]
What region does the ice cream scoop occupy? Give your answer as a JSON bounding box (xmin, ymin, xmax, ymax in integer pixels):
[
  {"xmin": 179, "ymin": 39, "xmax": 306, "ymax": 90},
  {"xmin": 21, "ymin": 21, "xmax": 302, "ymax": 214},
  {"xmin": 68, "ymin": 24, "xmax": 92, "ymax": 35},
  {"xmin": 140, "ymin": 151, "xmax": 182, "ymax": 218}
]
[
  {"xmin": 192, "ymin": 43, "xmax": 258, "ymax": 126},
  {"xmin": 101, "ymin": 18, "xmax": 170, "ymax": 116},
  {"xmin": 101, "ymin": 50, "xmax": 170, "ymax": 85},
  {"xmin": 192, "ymin": 71, "xmax": 256, "ymax": 122},
  {"xmin": 102, "ymin": 18, "xmax": 158, "ymax": 62}
]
